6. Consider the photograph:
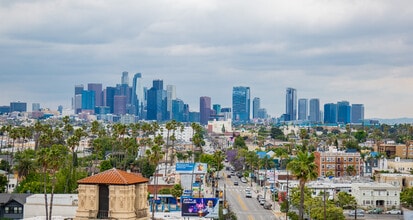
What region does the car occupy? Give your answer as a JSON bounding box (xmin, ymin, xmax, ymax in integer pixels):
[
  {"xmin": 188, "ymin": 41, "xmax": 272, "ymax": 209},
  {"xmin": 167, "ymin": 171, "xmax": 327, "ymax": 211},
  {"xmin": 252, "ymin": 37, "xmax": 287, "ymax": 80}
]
[
  {"xmin": 256, "ymin": 194, "xmax": 263, "ymax": 201},
  {"xmin": 259, "ymin": 198, "xmax": 266, "ymax": 205},
  {"xmin": 236, "ymin": 172, "xmax": 243, "ymax": 178},
  {"xmin": 245, "ymin": 191, "xmax": 252, "ymax": 198},
  {"xmin": 367, "ymin": 208, "xmax": 382, "ymax": 214},
  {"xmin": 263, "ymin": 202, "xmax": 272, "ymax": 209},
  {"xmin": 348, "ymin": 209, "xmax": 365, "ymax": 217},
  {"xmin": 227, "ymin": 174, "xmax": 231, "ymax": 178},
  {"xmin": 245, "ymin": 187, "xmax": 251, "ymax": 192},
  {"xmin": 240, "ymin": 177, "xmax": 247, "ymax": 183},
  {"xmin": 233, "ymin": 181, "xmax": 239, "ymax": 186},
  {"xmin": 385, "ymin": 209, "xmax": 401, "ymax": 215}
]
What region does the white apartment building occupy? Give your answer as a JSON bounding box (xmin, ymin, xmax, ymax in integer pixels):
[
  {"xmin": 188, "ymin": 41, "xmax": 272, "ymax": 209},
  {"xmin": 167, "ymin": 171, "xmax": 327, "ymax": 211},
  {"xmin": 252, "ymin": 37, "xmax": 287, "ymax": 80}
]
[{"xmin": 351, "ymin": 182, "xmax": 400, "ymax": 210}]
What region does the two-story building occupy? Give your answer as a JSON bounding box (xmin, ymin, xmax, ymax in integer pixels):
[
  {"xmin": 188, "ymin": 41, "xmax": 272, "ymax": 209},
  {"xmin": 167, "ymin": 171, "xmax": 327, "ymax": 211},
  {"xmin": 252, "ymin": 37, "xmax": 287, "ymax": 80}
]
[{"xmin": 351, "ymin": 182, "xmax": 400, "ymax": 210}]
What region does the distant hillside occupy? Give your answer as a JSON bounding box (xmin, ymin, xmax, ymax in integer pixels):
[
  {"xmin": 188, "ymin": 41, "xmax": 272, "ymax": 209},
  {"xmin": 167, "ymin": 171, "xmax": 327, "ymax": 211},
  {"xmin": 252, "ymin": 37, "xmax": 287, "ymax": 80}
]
[{"xmin": 369, "ymin": 117, "xmax": 413, "ymax": 125}]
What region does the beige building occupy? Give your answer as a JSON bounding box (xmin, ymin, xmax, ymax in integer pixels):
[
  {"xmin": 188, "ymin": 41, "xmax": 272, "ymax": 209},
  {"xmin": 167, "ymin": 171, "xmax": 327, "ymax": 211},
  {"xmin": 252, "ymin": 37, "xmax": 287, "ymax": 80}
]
[
  {"xmin": 375, "ymin": 173, "xmax": 413, "ymax": 190},
  {"xmin": 376, "ymin": 141, "xmax": 413, "ymax": 159},
  {"xmin": 387, "ymin": 157, "xmax": 413, "ymax": 173},
  {"xmin": 351, "ymin": 182, "xmax": 400, "ymax": 210},
  {"xmin": 75, "ymin": 168, "xmax": 149, "ymax": 220}
]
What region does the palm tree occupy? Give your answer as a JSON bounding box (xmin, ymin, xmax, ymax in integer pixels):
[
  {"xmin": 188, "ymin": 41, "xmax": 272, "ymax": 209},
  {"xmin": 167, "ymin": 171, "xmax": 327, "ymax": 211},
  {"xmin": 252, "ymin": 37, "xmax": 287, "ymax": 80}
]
[
  {"xmin": 164, "ymin": 120, "xmax": 178, "ymax": 176},
  {"xmin": 287, "ymin": 150, "xmax": 318, "ymax": 220},
  {"xmin": 146, "ymin": 144, "xmax": 164, "ymax": 220}
]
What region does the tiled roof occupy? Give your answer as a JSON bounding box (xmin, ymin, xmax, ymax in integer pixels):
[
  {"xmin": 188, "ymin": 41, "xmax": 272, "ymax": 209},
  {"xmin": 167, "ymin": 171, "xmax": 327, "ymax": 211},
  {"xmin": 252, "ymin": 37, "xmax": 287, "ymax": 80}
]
[{"xmin": 78, "ymin": 168, "xmax": 149, "ymax": 185}]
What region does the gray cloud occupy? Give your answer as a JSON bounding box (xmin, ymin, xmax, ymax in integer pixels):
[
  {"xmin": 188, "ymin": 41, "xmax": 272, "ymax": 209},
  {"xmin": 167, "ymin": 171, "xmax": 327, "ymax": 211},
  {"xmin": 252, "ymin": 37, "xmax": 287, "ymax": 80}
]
[{"xmin": 1, "ymin": 0, "xmax": 413, "ymax": 118}]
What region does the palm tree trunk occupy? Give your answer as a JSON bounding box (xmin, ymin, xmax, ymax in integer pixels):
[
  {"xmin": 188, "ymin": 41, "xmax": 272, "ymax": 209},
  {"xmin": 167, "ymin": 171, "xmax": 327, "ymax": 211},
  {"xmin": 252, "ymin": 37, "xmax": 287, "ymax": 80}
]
[
  {"xmin": 299, "ymin": 180, "xmax": 305, "ymax": 220},
  {"xmin": 43, "ymin": 170, "xmax": 49, "ymax": 220}
]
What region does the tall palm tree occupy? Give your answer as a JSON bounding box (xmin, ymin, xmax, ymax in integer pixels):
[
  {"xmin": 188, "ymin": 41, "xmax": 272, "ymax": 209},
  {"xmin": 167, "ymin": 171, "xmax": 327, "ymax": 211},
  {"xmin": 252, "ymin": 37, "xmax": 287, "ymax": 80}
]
[
  {"xmin": 146, "ymin": 144, "xmax": 164, "ymax": 220},
  {"xmin": 164, "ymin": 120, "xmax": 178, "ymax": 176},
  {"xmin": 287, "ymin": 150, "xmax": 318, "ymax": 220}
]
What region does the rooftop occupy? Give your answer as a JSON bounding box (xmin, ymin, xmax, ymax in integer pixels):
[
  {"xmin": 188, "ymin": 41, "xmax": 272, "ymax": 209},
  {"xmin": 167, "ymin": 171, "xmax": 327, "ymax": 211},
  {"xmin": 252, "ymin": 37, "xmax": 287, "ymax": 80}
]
[{"xmin": 78, "ymin": 168, "xmax": 149, "ymax": 185}]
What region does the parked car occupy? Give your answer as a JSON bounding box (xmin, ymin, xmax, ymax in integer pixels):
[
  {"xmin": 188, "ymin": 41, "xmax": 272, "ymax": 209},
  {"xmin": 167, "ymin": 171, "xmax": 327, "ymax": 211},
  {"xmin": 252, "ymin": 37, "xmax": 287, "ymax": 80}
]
[
  {"xmin": 259, "ymin": 198, "xmax": 266, "ymax": 205},
  {"xmin": 236, "ymin": 172, "xmax": 243, "ymax": 178},
  {"xmin": 348, "ymin": 209, "xmax": 365, "ymax": 217},
  {"xmin": 256, "ymin": 194, "xmax": 263, "ymax": 201},
  {"xmin": 367, "ymin": 208, "xmax": 382, "ymax": 214},
  {"xmin": 385, "ymin": 209, "xmax": 401, "ymax": 215},
  {"xmin": 263, "ymin": 202, "xmax": 272, "ymax": 209}
]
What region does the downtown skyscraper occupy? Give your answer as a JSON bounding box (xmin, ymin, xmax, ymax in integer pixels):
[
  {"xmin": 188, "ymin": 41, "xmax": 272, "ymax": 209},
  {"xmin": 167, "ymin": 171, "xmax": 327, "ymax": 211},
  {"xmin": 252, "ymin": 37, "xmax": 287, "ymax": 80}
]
[
  {"xmin": 232, "ymin": 86, "xmax": 250, "ymax": 123},
  {"xmin": 309, "ymin": 98, "xmax": 321, "ymax": 123},
  {"xmin": 298, "ymin": 98, "xmax": 308, "ymax": 121},
  {"xmin": 285, "ymin": 87, "xmax": 297, "ymax": 121},
  {"xmin": 200, "ymin": 96, "xmax": 211, "ymax": 125}
]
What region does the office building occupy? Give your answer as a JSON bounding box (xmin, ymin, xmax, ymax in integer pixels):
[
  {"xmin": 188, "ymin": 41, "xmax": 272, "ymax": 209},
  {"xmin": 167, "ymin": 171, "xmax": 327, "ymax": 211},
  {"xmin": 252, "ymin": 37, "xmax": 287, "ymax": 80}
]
[
  {"xmin": 87, "ymin": 83, "xmax": 103, "ymax": 107},
  {"xmin": 200, "ymin": 96, "xmax": 211, "ymax": 125},
  {"xmin": 105, "ymin": 87, "xmax": 117, "ymax": 114},
  {"xmin": 298, "ymin": 98, "xmax": 308, "ymax": 121},
  {"xmin": 32, "ymin": 103, "xmax": 41, "ymax": 112},
  {"xmin": 10, "ymin": 101, "xmax": 27, "ymax": 112},
  {"xmin": 213, "ymin": 104, "xmax": 221, "ymax": 115},
  {"xmin": 309, "ymin": 98, "xmax": 320, "ymax": 123},
  {"xmin": 324, "ymin": 103, "xmax": 337, "ymax": 124},
  {"xmin": 221, "ymin": 108, "xmax": 232, "ymax": 121},
  {"xmin": 121, "ymin": 71, "xmax": 129, "ymax": 85},
  {"xmin": 114, "ymin": 95, "xmax": 127, "ymax": 115},
  {"xmin": 172, "ymin": 99, "xmax": 185, "ymax": 122},
  {"xmin": 337, "ymin": 101, "xmax": 351, "ymax": 124},
  {"xmin": 167, "ymin": 85, "xmax": 176, "ymax": 120},
  {"xmin": 81, "ymin": 91, "xmax": 95, "ymax": 112},
  {"xmin": 131, "ymin": 73, "xmax": 143, "ymax": 117},
  {"xmin": 351, "ymin": 104, "xmax": 364, "ymax": 123},
  {"xmin": 0, "ymin": 106, "xmax": 10, "ymax": 114},
  {"xmin": 232, "ymin": 86, "xmax": 250, "ymax": 122},
  {"xmin": 252, "ymin": 97, "xmax": 260, "ymax": 119},
  {"xmin": 285, "ymin": 88, "xmax": 297, "ymax": 121},
  {"xmin": 147, "ymin": 79, "xmax": 167, "ymax": 121},
  {"xmin": 74, "ymin": 84, "xmax": 84, "ymax": 113}
]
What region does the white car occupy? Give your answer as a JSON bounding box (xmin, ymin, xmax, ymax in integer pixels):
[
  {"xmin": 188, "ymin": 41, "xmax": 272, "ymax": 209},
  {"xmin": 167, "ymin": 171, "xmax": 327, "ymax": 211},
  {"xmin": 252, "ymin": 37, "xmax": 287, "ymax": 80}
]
[{"xmin": 385, "ymin": 209, "xmax": 401, "ymax": 214}]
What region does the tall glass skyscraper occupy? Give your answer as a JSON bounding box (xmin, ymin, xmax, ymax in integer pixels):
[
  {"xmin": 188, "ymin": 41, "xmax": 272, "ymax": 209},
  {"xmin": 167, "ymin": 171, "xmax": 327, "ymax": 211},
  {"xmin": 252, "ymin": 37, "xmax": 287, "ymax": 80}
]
[
  {"xmin": 200, "ymin": 96, "xmax": 211, "ymax": 125},
  {"xmin": 232, "ymin": 86, "xmax": 250, "ymax": 122},
  {"xmin": 252, "ymin": 97, "xmax": 260, "ymax": 119},
  {"xmin": 351, "ymin": 104, "xmax": 364, "ymax": 123},
  {"xmin": 298, "ymin": 98, "xmax": 308, "ymax": 121},
  {"xmin": 337, "ymin": 101, "xmax": 351, "ymax": 124},
  {"xmin": 147, "ymin": 79, "xmax": 167, "ymax": 121},
  {"xmin": 285, "ymin": 87, "xmax": 297, "ymax": 121},
  {"xmin": 167, "ymin": 85, "xmax": 176, "ymax": 120},
  {"xmin": 88, "ymin": 83, "xmax": 103, "ymax": 107},
  {"xmin": 309, "ymin": 98, "xmax": 320, "ymax": 123},
  {"xmin": 324, "ymin": 103, "xmax": 337, "ymax": 124},
  {"xmin": 131, "ymin": 73, "xmax": 143, "ymax": 117}
]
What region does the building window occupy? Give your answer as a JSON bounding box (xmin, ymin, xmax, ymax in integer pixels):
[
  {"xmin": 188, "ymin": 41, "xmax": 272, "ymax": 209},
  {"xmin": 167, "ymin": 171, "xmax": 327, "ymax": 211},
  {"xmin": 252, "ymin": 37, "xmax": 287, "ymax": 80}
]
[
  {"xmin": 348, "ymin": 157, "xmax": 353, "ymax": 162},
  {"xmin": 5, "ymin": 207, "xmax": 9, "ymax": 214}
]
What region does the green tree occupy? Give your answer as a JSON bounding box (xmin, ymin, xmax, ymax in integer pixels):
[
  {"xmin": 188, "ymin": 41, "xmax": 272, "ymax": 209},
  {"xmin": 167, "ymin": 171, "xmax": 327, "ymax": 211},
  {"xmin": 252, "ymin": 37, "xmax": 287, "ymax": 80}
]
[
  {"xmin": 287, "ymin": 151, "xmax": 318, "ymax": 220},
  {"xmin": 0, "ymin": 174, "xmax": 8, "ymax": 193},
  {"xmin": 335, "ymin": 192, "xmax": 356, "ymax": 209},
  {"xmin": 146, "ymin": 144, "xmax": 164, "ymax": 220},
  {"xmin": 100, "ymin": 160, "xmax": 113, "ymax": 172},
  {"xmin": 171, "ymin": 184, "xmax": 184, "ymax": 201},
  {"xmin": 401, "ymin": 187, "xmax": 413, "ymax": 208},
  {"xmin": 233, "ymin": 136, "xmax": 247, "ymax": 149},
  {"xmin": 271, "ymin": 127, "xmax": 285, "ymax": 140}
]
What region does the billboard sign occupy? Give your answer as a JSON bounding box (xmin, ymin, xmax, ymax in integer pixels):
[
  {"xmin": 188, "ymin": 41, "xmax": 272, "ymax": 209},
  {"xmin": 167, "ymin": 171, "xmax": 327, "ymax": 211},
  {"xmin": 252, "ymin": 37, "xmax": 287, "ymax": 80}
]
[
  {"xmin": 181, "ymin": 197, "xmax": 219, "ymax": 218},
  {"xmin": 176, "ymin": 163, "xmax": 207, "ymax": 174}
]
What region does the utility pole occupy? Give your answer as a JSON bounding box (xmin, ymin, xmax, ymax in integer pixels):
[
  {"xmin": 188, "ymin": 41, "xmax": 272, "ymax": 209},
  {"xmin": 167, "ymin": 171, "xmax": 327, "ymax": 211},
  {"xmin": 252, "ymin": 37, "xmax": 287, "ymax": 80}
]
[
  {"xmin": 323, "ymin": 187, "xmax": 326, "ymax": 220},
  {"xmin": 286, "ymin": 169, "xmax": 289, "ymax": 220}
]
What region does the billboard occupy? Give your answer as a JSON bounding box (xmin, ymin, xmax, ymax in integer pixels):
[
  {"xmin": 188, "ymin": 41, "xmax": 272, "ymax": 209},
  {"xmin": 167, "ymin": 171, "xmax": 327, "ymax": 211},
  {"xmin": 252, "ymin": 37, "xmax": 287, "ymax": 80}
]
[
  {"xmin": 176, "ymin": 163, "xmax": 207, "ymax": 174},
  {"xmin": 181, "ymin": 197, "xmax": 219, "ymax": 218}
]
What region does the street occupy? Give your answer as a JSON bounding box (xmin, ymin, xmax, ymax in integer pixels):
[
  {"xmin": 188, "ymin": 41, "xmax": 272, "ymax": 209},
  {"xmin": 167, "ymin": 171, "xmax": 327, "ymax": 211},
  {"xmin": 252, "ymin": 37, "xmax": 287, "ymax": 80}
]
[{"xmin": 218, "ymin": 168, "xmax": 278, "ymax": 220}]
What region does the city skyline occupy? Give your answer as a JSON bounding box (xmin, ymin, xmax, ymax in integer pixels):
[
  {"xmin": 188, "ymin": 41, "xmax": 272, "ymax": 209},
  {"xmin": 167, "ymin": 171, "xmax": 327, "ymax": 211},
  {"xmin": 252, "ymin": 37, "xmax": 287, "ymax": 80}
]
[{"xmin": 1, "ymin": 1, "xmax": 413, "ymax": 119}]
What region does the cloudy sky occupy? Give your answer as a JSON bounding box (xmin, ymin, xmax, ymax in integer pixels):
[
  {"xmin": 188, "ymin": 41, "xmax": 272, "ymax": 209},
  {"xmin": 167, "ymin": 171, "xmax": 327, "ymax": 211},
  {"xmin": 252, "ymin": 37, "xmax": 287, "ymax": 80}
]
[{"xmin": 1, "ymin": 0, "xmax": 412, "ymax": 119}]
